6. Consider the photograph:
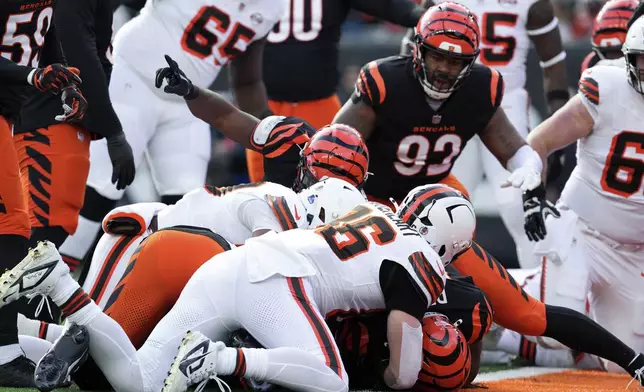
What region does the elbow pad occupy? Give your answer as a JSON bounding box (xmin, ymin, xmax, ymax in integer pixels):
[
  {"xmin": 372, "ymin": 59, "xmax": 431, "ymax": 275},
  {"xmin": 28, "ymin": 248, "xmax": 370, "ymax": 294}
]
[{"xmin": 102, "ymin": 202, "xmax": 167, "ymax": 235}]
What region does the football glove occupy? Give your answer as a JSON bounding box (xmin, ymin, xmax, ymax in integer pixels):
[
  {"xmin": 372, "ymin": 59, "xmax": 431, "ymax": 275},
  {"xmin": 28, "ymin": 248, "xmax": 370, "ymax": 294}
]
[
  {"xmin": 502, "ymin": 165, "xmax": 542, "ymax": 192},
  {"xmin": 155, "ymin": 55, "xmax": 198, "ymax": 99},
  {"xmin": 54, "ymin": 85, "xmax": 87, "ymax": 122},
  {"xmin": 522, "ymin": 184, "xmax": 561, "ymax": 242},
  {"xmin": 32, "ymin": 64, "xmax": 82, "ymax": 94},
  {"xmin": 106, "ymin": 133, "xmax": 135, "ymax": 191}
]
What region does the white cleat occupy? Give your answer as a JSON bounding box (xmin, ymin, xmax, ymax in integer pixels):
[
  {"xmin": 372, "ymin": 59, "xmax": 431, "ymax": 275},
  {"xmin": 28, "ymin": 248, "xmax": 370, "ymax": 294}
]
[
  {"xmin": 163, "ymin": 331, "xmax": 229, "ymax": 392},
  {"xmin": 0, "ymin": 241, "xmax": 69, "ymax": 308}
]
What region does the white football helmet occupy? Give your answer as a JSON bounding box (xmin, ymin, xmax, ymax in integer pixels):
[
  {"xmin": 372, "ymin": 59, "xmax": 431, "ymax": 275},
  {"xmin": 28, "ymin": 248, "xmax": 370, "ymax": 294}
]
[
  {"xmin": 297, "ymin": 177, "xmax": 367, "ymax": 228},
  {"xmin": 396, "ymin": 184, "xmax": 476, "ymax": 265},
  {"xmin": 623, "ymin": 15, "xmax": 644, "ymax": 93}
]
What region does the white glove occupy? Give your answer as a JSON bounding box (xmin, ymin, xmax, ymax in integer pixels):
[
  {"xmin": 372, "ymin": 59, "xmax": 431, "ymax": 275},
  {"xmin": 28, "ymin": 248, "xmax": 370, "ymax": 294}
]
[{"xmin": 501, "ymin": 165, "xmax": 541, "ymax": 191}]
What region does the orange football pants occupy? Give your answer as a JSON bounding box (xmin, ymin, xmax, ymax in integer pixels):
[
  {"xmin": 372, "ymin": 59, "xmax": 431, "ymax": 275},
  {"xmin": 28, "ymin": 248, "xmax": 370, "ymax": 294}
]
[
  {"xmin": 246, "ymin": 94, "xmax": 342, "ymax": 183},
  {"xmin": 103, "ymin": 228, "xmax": 230, "ymax": 348},
  {"xmin": 367, "ymin": 173, "xmax": 548, "ymax": 336},
  {"xmin": 13, "ymin": 124, "xmax": 91, "ymax": 235},
  {"xmin": 0, "ymin": 116, "xmax": 30, "ymax": 238}
]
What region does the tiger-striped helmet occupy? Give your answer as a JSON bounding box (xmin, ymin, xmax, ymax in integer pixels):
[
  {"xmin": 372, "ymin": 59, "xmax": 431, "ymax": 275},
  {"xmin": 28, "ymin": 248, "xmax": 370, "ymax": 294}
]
[
  {"xmin": 414, "ymin": 313, "xmax": 472, "ymax": 391},
  {"xmin": 294, "ymin": 124, "xmax": 369, "ymax": 192},
  {"xmin": 396, "ymin": 184, "xmax": 475, "ymax": 265},
  {"xmin": 592, "ymin": 0, "xmax": 638, "ymax": 59}
]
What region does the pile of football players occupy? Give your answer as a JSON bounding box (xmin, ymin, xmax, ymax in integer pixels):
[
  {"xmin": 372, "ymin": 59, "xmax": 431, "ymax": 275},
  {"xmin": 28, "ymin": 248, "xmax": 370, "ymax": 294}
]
[{"xmin": 0, "ymin": 0, "xmax": 643, "ymax": 391}]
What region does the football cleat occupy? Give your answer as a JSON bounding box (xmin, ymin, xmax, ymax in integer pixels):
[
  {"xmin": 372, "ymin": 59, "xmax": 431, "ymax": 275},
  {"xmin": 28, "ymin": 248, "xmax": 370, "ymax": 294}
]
[
  {"xmin": 163, "ymin": 331, "xmax": 229, "ymax": 392},
  {"xmin": 35, "ymin": 323, "xmax": 90, "ymax": 392},
  {"xmin": 0, "ymin": 356, "xmax": 36, "ymax": 387},
  {"xmin": 626, "ymin": 353, "xmax": 644, "ymax": 388},
  {"xmin": 0, "ymin": 241, "xmax": 69, "ymax": 308}
]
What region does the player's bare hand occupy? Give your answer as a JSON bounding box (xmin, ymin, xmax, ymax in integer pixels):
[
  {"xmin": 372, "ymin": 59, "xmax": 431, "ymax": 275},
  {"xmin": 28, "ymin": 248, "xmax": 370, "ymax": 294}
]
[
  {"xmin": 32, "ymin": 64, "xmax": 82, "ymax": 94},
  {"xmin": 106, "ymin": 133, "xmax": 135, "ymax": 190},
  {"xmin": 522, "ymin": 185, "xmax": 561, "ymax": 241},
  {"xmin": 54, "ymin": 85, "xmax": 87, "ymax": 122},
  {"xmin": 155, "ymin": 55, "xmax": 198, "ymax": 99},
  {"xmin": 501, "ymin": 165, "xmax": 541, "ymax": 192}
]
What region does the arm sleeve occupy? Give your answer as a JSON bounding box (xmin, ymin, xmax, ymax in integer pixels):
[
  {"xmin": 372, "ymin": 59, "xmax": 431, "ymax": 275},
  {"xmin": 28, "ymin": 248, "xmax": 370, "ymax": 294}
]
[
  {"xmin": 38, "ymin": 22, "xmax": 66, "ymax": 66},
  {"xmin": 348, "ymin": 0, "xmax": 425, "ymax": 28},
  {"xmin": 237, "ymin": 198, "xmax": 284, "ymax": 234},
  {"xmin": 55, "ymin": 0, "xmax": 122, "ymax": 138},
  {"xmin": 351, "ymin": 61, "xmax": 387, "ymax": 108},
  {"xmin": 379, "ymin": 260, "xmax": 430, "ymax": 321},
  {"xmin": 0, "ymin": 57, "xmax": 33, "ymax": 85}
]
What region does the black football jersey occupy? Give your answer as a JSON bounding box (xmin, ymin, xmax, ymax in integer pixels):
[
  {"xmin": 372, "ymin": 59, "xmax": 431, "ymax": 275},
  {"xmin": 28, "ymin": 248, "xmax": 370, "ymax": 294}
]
[
  {"xmin": 354, "ymin": 55, "xmax": 504, "ymax": 201},
  {"xmin": 15, "ymin": 0, "xmax": 120, "ymax": 139},
  {"xmin": 0, "ymin": 0, "xmax": 57, "ymax": 121},
  {"xmin": 249, "ymin": 115, "xmax": 316, "ymax": 188},
  {"xmin": 263, "ymin": 0, "xmax": 421, "ymax": 102}
]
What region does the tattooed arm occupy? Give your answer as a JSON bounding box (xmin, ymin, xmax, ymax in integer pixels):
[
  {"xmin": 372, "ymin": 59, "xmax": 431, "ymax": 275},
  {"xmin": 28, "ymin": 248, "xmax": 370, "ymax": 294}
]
[{"xmin": 478, "ymin": 107, "xmax": 528, "ymax": 168}]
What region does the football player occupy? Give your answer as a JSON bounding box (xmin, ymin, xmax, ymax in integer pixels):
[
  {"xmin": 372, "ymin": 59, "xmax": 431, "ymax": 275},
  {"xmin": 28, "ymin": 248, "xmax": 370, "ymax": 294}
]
[
  {"xmin": 580, "ymin": 0, "xmax": 638, "ymax": 73},
  {"xmin": 0, "ymin": 186, "xmax": 451, "ymax": 392},
  {"xmin": 59, "ymin": 0, "xmax": 288, "ymax": 271},
  {"xmin": 154, "ymin": 54, "xmax": 370, "ymax": 193},
  {"xmin": 400, "ymin": 0, "xmax": 569, "ymax": 267},
  {"xmin": 0, "ymin": 1, "xmax": 86, "ymax": 385},
  {"xmin": 524, "ymin": 14, "xmax": 644, "ymax": 373},
  {"xmin": 334, "ymin": 3, "xmax": 644, "ymax": 383},
  {"xmin": 81, "ymin": 177, "xmax": 366, "ymax": 313},
  {"xmin": 245, "ymin": 0, "xmax": 427, "ymax": 183}
]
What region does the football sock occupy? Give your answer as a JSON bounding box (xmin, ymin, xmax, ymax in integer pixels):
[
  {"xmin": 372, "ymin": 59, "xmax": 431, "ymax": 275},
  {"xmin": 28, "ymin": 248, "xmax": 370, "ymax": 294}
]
[
  {"xmin": 18, "ymin": 336, "xmax": 52, "ymax": 364},
  {"xmin": 544, "ymin": 305, "xmax": 637, "ymax": 374},
  {"xmin": 16, "ymin": 314, "xmax": 64, "ymax": 344}
]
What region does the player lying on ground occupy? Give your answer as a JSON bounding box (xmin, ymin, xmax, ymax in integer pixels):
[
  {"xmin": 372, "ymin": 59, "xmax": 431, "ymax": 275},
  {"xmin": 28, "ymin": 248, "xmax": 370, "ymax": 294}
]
[
  {"xmin": 522, "ymin": 15, "xmax": 644, "ymax": 373},
  {"xmin": 79, "ymin": 176, "xmax": 366, "ymax": 312},
  {"xmin": 0, "ymin": 185, "xmax": 455, "ymax": 392},
  {"xmin": 20, "ymin": 185, "xmax": 483, "ymax": 392}
]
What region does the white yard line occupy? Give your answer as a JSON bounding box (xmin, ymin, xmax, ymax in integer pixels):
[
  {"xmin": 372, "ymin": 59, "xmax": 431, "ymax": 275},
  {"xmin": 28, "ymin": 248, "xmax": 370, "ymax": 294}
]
[{"xmin": 474, "ymin": 367, "xmax": 573, "ymax": 383}]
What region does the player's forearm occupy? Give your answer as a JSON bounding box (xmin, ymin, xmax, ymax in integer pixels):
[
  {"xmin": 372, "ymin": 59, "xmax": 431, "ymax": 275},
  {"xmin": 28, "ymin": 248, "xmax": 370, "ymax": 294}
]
[
  {"xmin": 0, "ymin": 57, "xmax": 33, "ymax": 86},
  {"xmin": 542, "ymin": 61, "xmax": 569, "ymax": 115},
  {"xmin": 185, "ymin": 87, "xmax": 259, "ymax": 148},
  {"xmin": 350, "ymin": 0, "xmax": 425, "ymax": 27},
  {"xmin": 231, "ymin": 80, "xmax": 272, "ymax": 120}
]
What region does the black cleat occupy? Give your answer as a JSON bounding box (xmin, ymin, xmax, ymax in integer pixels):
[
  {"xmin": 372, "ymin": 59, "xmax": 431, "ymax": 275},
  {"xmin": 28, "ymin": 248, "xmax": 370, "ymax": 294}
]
[
  {"xmin": 0, "ymin": 355, "xmax": 36, "ymax": 387},
  {"xmin": 35, "ymin": 323, "xmax": 90, "ymax": 392}
]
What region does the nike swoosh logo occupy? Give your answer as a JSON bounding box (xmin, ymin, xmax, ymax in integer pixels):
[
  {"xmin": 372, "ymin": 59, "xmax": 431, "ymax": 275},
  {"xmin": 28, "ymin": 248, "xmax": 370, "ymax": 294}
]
[{"xmin": 294, "ymin": 205, "xmax": 301, "ymax": 221}]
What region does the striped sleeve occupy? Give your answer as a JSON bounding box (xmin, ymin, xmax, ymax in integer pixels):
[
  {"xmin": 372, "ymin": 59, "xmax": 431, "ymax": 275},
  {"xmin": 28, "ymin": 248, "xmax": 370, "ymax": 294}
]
[
  {"xmin": 489, "ymin": 68, "xmax": 504, "ymax": 110},
  {"xmin": 352, "ymin": 61, "xmax": 387, "ymax": 107},
  {"xmin": 265, "ymin": 195, "xmax": 298, "ymax": 231},
  {"xmin": 408, "ymin": 251, "xmax": 446, "ymax": 305},
  {"xmin": 579, "ymin": 71, "xmax": 599, "ymax": 106}
]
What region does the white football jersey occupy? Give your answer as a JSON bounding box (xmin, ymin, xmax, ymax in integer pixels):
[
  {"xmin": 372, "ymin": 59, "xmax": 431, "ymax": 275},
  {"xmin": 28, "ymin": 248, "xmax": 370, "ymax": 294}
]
[
  {"xmin": 156, "ymin": 182, "xmax": 308, "ymax": 245},
  {"xmin": 436, "ymin": 0, "xmax": 537, "ymax": 92},
  {"xmin": 245, "ymin": 203, "xmax": 447, "ymax": 317},
  {"xmin": 112, "ymin": 0, "xmax": 287, "ymax": 91},
  {"xmin": 561, "ymin": 65, "xmax": 644, "ymax": 244}
]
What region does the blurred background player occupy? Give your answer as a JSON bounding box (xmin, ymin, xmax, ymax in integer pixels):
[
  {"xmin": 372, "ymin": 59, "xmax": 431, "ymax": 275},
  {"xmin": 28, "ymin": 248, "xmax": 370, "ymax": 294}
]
[
  {"xmin": 0, "ymin": 0, "xmax": 87, "ymax": 384},
  {"xmin": 402, "ymin": 0, "xmax": 569, "ymax": 268},
  {"xmin": 245, "ymin": 0, "xmax": 426, "ymax": 183},
  {"xmin": 525, "ymin": 13, "xmax": 644, "ymax": 371},
  {"xmin": 60, "ymin": 0, "xmax": 288, "ymax": 269},
  {"xmin": 580, "ymin": 0, "xmax": 637, "ymax": 72}
]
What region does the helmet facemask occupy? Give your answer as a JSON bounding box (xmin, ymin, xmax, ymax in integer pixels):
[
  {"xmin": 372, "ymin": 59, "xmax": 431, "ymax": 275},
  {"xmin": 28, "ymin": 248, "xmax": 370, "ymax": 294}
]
[{"xmin": 624, "ymin": 49, "xmax": 644, "ymax": 94}]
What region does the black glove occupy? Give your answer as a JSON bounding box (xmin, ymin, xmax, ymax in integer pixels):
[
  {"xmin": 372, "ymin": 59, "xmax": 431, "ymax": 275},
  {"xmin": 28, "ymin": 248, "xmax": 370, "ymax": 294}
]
[
  {"xmin": 106, "ymin": 133, "xmax": 135, "ymax": 190},
  {"xmin": 54, "ymin": 85, "xmax": 88, "ymax": 122},
  {"xmin": 155, "ymin": 55, "xmax": 198, "ymax": 99},
  {"xmin": 522, "ymin": 185, "xmax": 561, "ymax": 242},
  {"xmin": 32, "ymin": 64, "xmax": 82, "ymax": 94}
]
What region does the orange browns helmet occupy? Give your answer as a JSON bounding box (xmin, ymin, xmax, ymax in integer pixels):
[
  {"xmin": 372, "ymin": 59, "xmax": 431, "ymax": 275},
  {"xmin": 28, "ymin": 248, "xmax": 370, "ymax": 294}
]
[
  {"xmin": 592, "ymin": 0, "xmax": 638, "ymax": 59},
  {"xmin": 414, "ymin": 313, "xmax": 472, "ymax": 392},
  {"xmin": 294, "ymin": 124, "xmax": 369, "ymax": 192},
  {"xmin": 413, "ymin": 2, "xmax": 480, "ymax": 100}
]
